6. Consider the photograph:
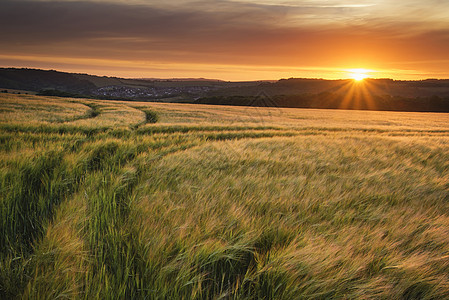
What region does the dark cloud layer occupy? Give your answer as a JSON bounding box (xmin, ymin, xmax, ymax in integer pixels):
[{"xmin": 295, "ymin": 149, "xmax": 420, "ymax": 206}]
[{"xmin": 0, "ymin": 0, "xmax": 448, "ymax": 79}]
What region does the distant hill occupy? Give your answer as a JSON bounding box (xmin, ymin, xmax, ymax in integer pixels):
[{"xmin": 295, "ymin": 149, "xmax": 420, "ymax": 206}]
[
  {"xmin": 198, "ymin": 78, "xmax": 449, "ymax": 113},
  {"xmin": 0, "ymin": 68, "xmax": 262, "ymax": 101},
  {"xmin": 204, "ymin": 78, "xmax": 449, "ymax": 98},
  {"xmin": 1, "ymin": 68, "xmax": 449, "ymax": 112},
  {"xmin": 0, "ymin": 68, "xmax": 96, "ymax": 94}
]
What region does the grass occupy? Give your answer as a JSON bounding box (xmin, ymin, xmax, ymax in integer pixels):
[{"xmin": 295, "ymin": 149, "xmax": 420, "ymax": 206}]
[{"xmin": 1, "ymin": 93, "xmax": 449, "ymax": 299}]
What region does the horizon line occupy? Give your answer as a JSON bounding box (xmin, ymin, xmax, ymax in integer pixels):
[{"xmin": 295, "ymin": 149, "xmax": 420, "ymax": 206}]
[{"xmin": 1, "ymin": 66, "xmax": 449, "ymax": 83}]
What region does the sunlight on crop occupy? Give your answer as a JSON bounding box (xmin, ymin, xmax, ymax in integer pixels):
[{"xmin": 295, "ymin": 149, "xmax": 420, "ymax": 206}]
[{"xmin": 1, "ymin": 93, "xmax": 449, "ymax": 299}]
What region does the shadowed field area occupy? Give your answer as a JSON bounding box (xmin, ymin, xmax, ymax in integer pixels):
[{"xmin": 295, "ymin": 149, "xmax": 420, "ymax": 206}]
[{"xmin": 1, "ymin": 94, "xmax": 449, "ymax": 299}]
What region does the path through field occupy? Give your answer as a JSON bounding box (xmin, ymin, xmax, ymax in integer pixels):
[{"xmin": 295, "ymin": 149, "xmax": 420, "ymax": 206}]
[{"xmin": 1, "ymin": 94, "xmax": 449, "ymax": 299}]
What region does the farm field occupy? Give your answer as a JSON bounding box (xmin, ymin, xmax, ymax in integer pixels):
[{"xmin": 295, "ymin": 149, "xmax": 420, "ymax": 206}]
[{"xmin": 1, "ymin": 93, "xmax": 449, "ymax": 299}]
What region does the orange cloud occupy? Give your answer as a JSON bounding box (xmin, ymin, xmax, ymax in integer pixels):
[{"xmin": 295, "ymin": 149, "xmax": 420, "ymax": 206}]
[{"xmin": 0, "ymin": 0, "xmax": 448, "ymax": 80}]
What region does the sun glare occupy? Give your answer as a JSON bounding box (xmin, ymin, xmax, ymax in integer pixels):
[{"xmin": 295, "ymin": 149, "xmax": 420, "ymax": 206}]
[
  {"xmin": 347, "ymin": 68, "xmax": 371, "ymax": 81},
  {"xmin": 352, "ymin": 73, "xmax": 368, "ymax": 81}
]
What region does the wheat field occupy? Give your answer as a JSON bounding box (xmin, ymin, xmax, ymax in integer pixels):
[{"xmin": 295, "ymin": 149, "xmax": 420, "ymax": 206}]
[{"xmin": 1, "ymin": 93, "xmax": 449, "ymax": 299}]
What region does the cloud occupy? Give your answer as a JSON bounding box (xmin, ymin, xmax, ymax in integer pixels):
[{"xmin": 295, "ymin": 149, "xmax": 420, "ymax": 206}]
[{"xmin": 0, "ymin": 0, "xmax": 448, "ymax": 78}]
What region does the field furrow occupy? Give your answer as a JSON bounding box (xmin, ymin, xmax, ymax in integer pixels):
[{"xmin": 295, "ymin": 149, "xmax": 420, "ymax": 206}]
[{"xmin": 1, "ymin": 94, "xmax": 449, "ymax": 299}]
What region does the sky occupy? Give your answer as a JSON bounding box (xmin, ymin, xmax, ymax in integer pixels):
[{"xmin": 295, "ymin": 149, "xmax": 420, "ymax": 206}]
[{"xmin": 0, "ymin": 0, "xmax": 448, "ymax": 80}]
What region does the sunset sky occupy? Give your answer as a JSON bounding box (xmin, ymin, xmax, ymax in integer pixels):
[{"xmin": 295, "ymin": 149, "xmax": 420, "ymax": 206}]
[{"xmin": 1, "ymin": 0, "xmax": 448, "ymax": 81}]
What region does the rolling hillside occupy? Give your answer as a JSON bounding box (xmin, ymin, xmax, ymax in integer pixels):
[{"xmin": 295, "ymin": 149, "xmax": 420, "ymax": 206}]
[
  {"xmin": 1, "ymin": 68, "xmax": 449, "ymax": 111},
  {"xmin": 0, "ymin": 68, "xmax": 262, "ymax": 101}
]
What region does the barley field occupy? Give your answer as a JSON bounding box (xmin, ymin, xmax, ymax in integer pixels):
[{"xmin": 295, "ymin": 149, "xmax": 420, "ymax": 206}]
[{"xmin": 1, "ymin": 93, "xmax": 449, "ymax": 299}]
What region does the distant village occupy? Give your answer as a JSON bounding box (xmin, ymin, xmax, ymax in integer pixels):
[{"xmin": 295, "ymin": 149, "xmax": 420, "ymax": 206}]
[{"xmin": 92, "ymin": 85, "xmax": 217, "ymax": 100}]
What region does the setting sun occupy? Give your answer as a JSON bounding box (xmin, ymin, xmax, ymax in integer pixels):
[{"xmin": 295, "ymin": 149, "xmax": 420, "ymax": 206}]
[
  {"xmin": 352, "ymin": 73, "xmax": 368, "ymax": 81},
  {"xmin": 347, "ymin": 69, "xmax": 371, "ymax": 81}
]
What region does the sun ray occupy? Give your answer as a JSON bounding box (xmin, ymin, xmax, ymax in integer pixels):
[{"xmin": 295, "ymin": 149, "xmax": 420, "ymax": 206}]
[
  {"xmin": 331, "ymin": 71, "xmax": 379, "ymax": 110},
  {"xmin": 341, "ymin": 82, "xmax": 357, "ymax": 109}
]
